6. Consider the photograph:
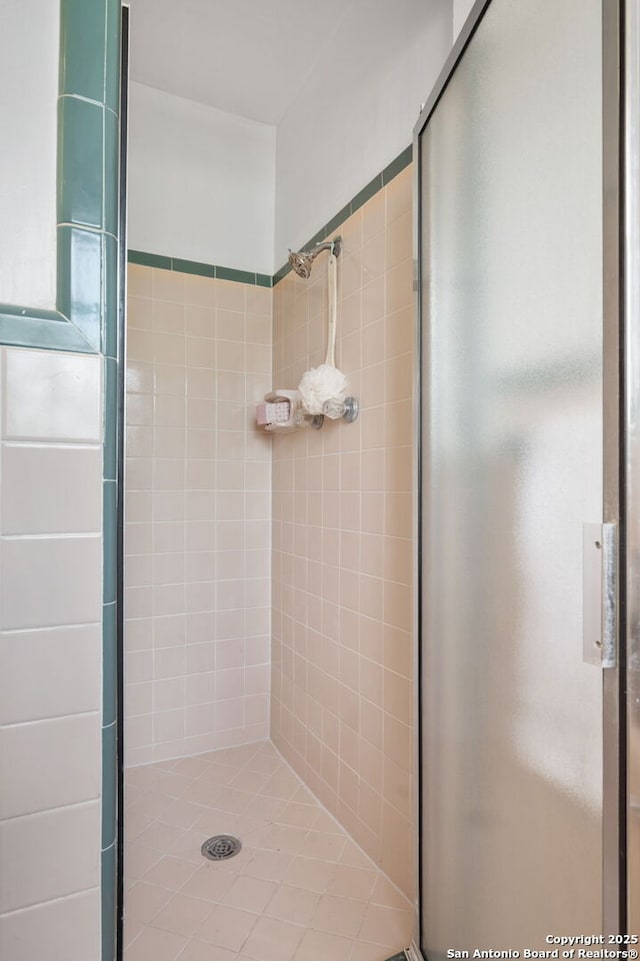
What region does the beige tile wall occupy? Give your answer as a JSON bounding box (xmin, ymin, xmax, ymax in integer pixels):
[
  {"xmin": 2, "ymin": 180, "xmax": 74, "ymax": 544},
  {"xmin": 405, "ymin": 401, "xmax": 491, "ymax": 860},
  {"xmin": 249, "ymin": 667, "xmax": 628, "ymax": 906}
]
[
  {"xmin": 125, "ymin": 267, "xmax": 272, "ymax": 765},
  {"xmin": 0, "ymin": 347, "xmax": 103, "ymax": 959},
  {"xmin": 270, "ymin": 166, "xmax": 415, "ymax": 899}
]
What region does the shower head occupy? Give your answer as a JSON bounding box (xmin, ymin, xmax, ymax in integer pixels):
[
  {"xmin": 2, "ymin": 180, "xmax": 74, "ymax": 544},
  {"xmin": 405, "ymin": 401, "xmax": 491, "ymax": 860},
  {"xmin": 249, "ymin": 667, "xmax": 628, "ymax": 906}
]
[{"xmin": 288, "ymin": 236, "xmax": 342, "ymax": 279}]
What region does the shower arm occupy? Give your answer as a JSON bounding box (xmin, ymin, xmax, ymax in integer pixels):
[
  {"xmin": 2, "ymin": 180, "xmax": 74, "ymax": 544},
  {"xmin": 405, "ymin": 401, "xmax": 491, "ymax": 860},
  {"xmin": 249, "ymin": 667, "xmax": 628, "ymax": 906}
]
[
  {"xmin": 315, "ymin": 237, "xmax": 342, "ymax": 258},
  {"xmin": 288, "ymin": 236, "xmax": 342, "ymax": 278}
]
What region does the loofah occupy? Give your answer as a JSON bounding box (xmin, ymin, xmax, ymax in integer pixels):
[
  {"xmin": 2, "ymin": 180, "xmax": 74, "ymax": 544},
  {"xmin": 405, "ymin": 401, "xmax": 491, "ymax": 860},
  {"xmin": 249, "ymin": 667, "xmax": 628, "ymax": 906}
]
[{"xmin": 298, "ymin": 363, "xmax": 347, "ymax": 415}]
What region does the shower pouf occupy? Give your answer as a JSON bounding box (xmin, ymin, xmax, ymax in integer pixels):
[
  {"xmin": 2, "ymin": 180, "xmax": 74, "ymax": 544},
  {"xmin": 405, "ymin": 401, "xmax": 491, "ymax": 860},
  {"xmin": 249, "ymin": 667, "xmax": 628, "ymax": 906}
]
[{"xmin": 298, "ymin": 363, "xmax": 347, "ymax": 415}]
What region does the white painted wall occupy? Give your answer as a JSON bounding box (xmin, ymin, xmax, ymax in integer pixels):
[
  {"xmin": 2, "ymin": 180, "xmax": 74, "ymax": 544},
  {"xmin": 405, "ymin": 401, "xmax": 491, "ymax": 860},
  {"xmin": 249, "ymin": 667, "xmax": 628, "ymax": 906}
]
[
  {"xmin": 273, "ymin": 0, "xmax": 453, "ymax": 268},
  {"xmin": 0, "ymin": 0, "xmax": 58, "ymax": 309},
  {"xmin": 127, "ymin": 82, "xmax": 276, "ymax": 274},
  {"xmin": 453, "ymin": 0, "xmax": 476, "ymax": 38}
]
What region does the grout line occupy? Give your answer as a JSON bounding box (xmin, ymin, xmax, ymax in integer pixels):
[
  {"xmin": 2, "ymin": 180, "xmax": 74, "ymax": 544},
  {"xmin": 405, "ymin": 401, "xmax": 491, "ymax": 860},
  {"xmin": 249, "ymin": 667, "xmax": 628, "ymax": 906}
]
[
  {"xmin": 1, "ymin": 620, "xmax": 102, "ymax": 634},
  {"xmin": 0, "ymin": 532, "xmax": 101, "ymax": 541},
  {"xmin": 0, "ymin": 709, "xmax": 101, "ymax": 730},
  {"xmin": 0, "ymin": 885, "xmax": 101, "ymax": 918},
  {"xmin": 0, "ymin": 796, "xmax": 101, "ymax": 824}
]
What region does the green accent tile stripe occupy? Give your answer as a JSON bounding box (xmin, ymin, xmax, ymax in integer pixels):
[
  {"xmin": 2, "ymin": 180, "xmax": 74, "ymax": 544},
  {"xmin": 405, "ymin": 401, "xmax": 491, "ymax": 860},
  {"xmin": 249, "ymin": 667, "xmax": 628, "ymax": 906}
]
[
  {"xmin": 103, "ymin": 235, "xmax": 118, "ymax": 359},
  {"xmin": 351, "ymin": 174, "xmax": 383, "ymax": 213},
  {"xmin": 101, "ymin": 844, "xmax": 116, "ymax": 961},
  {"xmin": 103, "ymin": 602, "xmax": 117, "ymax": 727},
  {"xmin": 216, "ymin": 265, "xmax": 256, "ymax": 285},
  {"xmin": 383, "ymin": 144, "xmax": 413, "ymax": 184},
  {"xmin": 0, "ymin": 311, "xmax": 96, "ymax": 353},
  {"xmin": 58, "ymin": 95, "xmax": 104, "ymax": 229},
  {"xmin": 172, "ymin": 257, "xmax": 214, "ymax": 278},
  {"xmin": 101, "ymin": 722, "xmax": 117, "ymax": 848},
  {"xmin": 272, "ymin": 263, "xmax": 292, "ymax": 285},
  {"xmin": 103, "ymin": 479, "xmax": 117, "ymax": 604},
  {"xmin": 128, "ymin": 249, "xmax": 172, "ymax": 269},
  {"xmin": 127, "ymin": 251, "xmax": 273, "ymax": 287},
  {"xmin": 57, "ymin": 226, "xmax": 103, "ymax": 351},
  {"xmin": 127, "ymin": 144, "xmax": 412, "ymax": 292},
  {"xmin": 104, "ymin": 358, "xmax": 118, "ymax": 479},
  {"xmin": 324, "ymin": 202, "xmax": 353, "ymax": 238},
  {"xmin": 104, "ymin": 0, "xmax": 121, "ymax": 114},
  {"xmin": 104, "ymin": 108, "xmax": 119, "ymax": 237},
  {"xmin": 59, "ymin": 0, "xmax": 107, "ymax": 103},
  {"xmin": 384, "ymin": 953, "xmax": 408, "ymax": 961}
]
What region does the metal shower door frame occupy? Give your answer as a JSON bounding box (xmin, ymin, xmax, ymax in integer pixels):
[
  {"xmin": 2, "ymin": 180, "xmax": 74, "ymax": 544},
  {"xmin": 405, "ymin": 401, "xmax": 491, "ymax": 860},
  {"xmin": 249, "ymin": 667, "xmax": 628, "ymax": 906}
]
[
  {"xmin": 624, "ymin": 0, "xmax": 640, "ymax": 934},
  {"xmin": 410, "ymin": 0, "xmax": 628, "ymax": 952}
]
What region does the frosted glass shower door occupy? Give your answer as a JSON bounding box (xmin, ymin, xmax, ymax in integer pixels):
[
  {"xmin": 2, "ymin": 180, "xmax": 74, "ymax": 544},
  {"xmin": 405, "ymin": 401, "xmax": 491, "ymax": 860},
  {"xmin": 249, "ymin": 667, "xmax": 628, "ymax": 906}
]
[{"xmin": 418, "ymin": 0, "xmax": 606, "ymax": 954}]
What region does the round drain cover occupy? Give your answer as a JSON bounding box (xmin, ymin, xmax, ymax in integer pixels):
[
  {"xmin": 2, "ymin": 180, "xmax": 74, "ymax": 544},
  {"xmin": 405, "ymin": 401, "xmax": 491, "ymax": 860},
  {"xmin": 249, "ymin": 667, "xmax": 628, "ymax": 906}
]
[{"xmin": 201, "ymin": 835, "xmax": 242, "ymax": 861}]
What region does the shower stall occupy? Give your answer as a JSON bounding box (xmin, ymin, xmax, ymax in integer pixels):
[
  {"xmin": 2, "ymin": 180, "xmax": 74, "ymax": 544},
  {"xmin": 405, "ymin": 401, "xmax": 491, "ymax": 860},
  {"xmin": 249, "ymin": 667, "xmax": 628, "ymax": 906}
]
[{"xmin": 121, "ymin": 12, "xmax": 419, "ymax": 948}]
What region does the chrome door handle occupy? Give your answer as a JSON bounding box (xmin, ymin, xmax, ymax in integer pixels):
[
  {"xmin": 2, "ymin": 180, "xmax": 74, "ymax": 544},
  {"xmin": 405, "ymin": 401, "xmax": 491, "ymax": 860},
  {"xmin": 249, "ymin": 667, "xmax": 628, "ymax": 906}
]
[{"xmin": 583, "ymin": 522, "xmax": 617, "ymax": 668}]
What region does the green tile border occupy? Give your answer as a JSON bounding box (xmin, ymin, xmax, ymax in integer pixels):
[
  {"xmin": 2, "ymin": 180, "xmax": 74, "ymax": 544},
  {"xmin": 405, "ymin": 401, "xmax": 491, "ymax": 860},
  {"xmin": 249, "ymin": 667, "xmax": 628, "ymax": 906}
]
[
  {"xmin": 58, "ymin": 95, "xmax": 104, "ymax": 229},
  {"xmin": 126, "ymin": 143, "xmax": 412, "ymax": 290},
  {"xmin": 103, "ymin": 602, "xmax": 117, "ymax": 727},
  {"xmin": 57, "ymin": 226, "xmax": 103, "ymax": 351},
  {"xmin": 128, "ymin": 250, "xmax": 274, "ymax": 287},
  {"xmin": 0, "ymin": 309, "xmax": 101, "ymax": 353},
  {"xmin": 172, "ymin": 257, "xmax": 214, "ymax": 278},
  {"xmin": 0, "ymin": 0, "xmax": 119, "ymax": 356},
  {"xmin": 383, "ymin": 144, "xmax": 413, "ymax": 184},
  {"xmin": 101, "ymin": 721, "xmax": 117, "ymax": 848},
  {"xmin": 60, "ymin": 0, "xmax": 107, "ymax": 103},
  {"xmin": 103, "ymin": 479, "xmax": 117, "ymax": 605},
  {"xmin": 128, "ymin": 249, "xmax": 172, "ymax": 270},
  {"xmin": 104, "ymin": 357, "xmax": 118, "ymax": 479},
  {"xmin": 101, "ymin": 844, "xmax": 117, "ymax": 961}
]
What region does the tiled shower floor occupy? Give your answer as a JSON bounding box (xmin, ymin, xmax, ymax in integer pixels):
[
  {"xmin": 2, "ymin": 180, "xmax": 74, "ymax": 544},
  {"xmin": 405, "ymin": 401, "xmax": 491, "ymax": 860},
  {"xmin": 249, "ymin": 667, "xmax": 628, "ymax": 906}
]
[{"xmin": 124, "ymin": 740, "xmax": 413, "ymax": 961}]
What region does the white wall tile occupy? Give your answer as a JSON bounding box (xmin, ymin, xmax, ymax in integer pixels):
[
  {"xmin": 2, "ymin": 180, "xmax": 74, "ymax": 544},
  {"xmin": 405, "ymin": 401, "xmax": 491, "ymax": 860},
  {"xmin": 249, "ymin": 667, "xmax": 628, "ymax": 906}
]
[
  {"xmin": 0, "ymin": 801, "xmax": 100, "ymax": 912},
  {"xmin": 0, "ymin": 626, "xmax": 101, "ymax": 724},
  {"xmin": 0, "ymin": 714, "xmax": 101, "ymax": 819},
  {"xmin": 0, "ymin": 536, "xmax": 102, "ymax": 630},
  {"xmin": 0, "ymin": 887, "xmax": 100, "ymax": 961},
  {"xmin": 0, "ymin": 445, "xmax": 102, "ymax": 535},
  {"xmin": 2, "ymin": 349, "xmax": 102, "ymax": 443}
]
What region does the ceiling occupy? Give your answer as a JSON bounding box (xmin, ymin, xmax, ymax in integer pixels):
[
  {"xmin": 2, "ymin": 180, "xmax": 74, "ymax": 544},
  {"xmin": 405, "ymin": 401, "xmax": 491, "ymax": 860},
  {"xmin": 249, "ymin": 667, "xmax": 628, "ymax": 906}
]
[{"xmin": 127, "ymin": 0, "xmax": 361, "ymax": 125}]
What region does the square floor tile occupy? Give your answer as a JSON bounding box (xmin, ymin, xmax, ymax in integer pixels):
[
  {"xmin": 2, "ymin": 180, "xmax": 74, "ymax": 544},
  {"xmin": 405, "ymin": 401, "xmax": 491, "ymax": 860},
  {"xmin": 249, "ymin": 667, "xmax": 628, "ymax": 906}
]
[
  {"xmin": 178, "ymin": 941, "xmax": 236, "ymax": 961},
  {"xmin": 312, "ymin": 893, "xmax": 367, "ymax": 938},
  {"xmin": 221, "ymin": 875, "xmax": 277, "ymax": 914},
  {"xmin": 181, "ymin": 864, "xmax": 238, "ymax": 902},
  {"xmin": 242, "ymin": 916, "xmax": 305, "ymax": 961},
  {"xmin": 126, "ymin": 925, "xmax": 188, "ymax": 961},
  {"xmin": 195, "ymin": 904, "xmax": 258, "ymax": 952},
  {"xmin": 126, "ymin": 882, "xmax": 173, "ymax": 924},
  {"xmin": 293, "ymin": 928, "xmax": 355, "ymax": 961},
  {"xmin": 142, "ymin": 856, "xmax": 199, "ymax": 891},
  {"xmin": 264, "ymin": 884, "xmax": 320, "ymax": 926},
  {"xmin": 150, "ymin": 892, "xmax": 213, "ymax": 937}
]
